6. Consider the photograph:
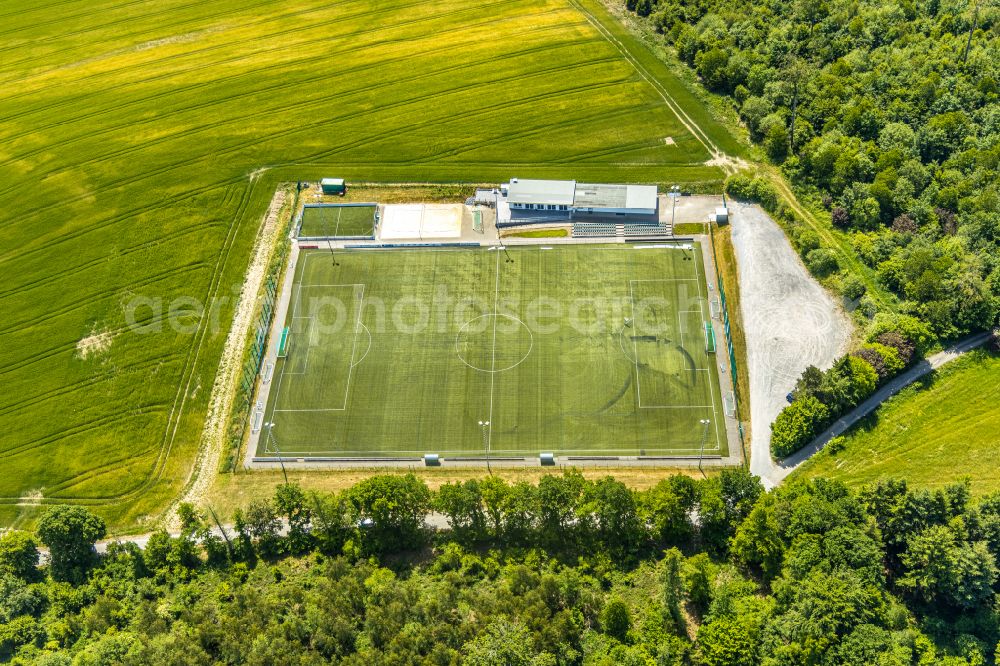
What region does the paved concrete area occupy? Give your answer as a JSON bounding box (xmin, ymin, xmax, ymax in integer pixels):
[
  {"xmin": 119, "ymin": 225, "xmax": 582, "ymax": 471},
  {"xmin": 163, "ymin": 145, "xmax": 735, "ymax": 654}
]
[
  {"xmin": 728, "ymin": 201, "xmax": 852, "ymax": 488},
  {"xmin": 660, "ymin": 194, "xmax": 724, "ymax": 225}
]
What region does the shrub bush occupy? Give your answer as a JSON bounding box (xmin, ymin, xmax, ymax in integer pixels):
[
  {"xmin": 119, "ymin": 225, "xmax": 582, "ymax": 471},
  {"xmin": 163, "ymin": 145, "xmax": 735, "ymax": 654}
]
[
  {"xmin": 725, "ymin": 174, "xmax": 778, "ymax": 210},
  {"xmin": 874, "ymin": 331, "xmax": 916, "ymax": 366},
  {"xmin": 843, "ymin": 355, "xmax": 879, "ymax": 405},
  {"xmin": 853, "ymin": 347, "xmax": 890, "ymax": 382},
  {"xmin": 842, "ymin": 274, "xmax": 867, "ymax": 301},
  {"xmin": 866, "ymin": 342, "xmax": 905, "ymax": 376},
  {"xmin": 868, "ymin": 313, "xmax": 935, "ymax": 355},
  {"xmin": 806, "ymin": 248, "xmax": 839, "ymax": 276},
  {"xmin": 796, "ymin": 229, "xmax": 821, "ymax": 254},
  {"xmin": 771, "ymin": 396, "xmax": 831, "ymax": 458}
]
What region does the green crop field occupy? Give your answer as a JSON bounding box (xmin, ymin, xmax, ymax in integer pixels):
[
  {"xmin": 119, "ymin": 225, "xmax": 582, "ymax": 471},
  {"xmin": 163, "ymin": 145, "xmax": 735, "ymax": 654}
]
[
  {"xmin": 259, "ymin": 244, "xmax": 727, "ymax": 459},
  {"xmin": 791, "ymin": 351, "xmax": 1000, "ymax": 493},
  {"xmin": 299, "ymin": 204, "xmax": 377, "ymax": 238},
  {"xmin": 0, "ymin": 0, "xmax": 738, "ymax": 528}
]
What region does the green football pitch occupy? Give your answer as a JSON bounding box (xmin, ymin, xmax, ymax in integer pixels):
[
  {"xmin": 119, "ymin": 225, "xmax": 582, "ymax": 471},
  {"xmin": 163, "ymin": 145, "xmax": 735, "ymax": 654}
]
[
  {"xmin": 259, "ymin": 244, "xmax": 727, "ymax": 459},
  {"xmin": 299, "ymin": 204, "xmax": 377, "ymax": 238}
]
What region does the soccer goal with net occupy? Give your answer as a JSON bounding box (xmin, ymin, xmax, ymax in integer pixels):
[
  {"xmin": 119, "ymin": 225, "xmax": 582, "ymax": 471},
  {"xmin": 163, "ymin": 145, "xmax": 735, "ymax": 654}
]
[{"xmin": 277, "ymin": 327, "xmax": 291, "ymax": 358}]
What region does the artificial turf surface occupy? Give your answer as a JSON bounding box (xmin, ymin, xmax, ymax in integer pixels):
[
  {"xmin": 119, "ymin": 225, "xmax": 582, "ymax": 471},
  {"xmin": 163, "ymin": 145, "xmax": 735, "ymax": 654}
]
[
  {"xmin": 260, "ymin": 244, "xmax": 727, "ymax": 458},
  {"xmin": 299, "ymin": 204, "xmax": 377, "ymax": 238}
]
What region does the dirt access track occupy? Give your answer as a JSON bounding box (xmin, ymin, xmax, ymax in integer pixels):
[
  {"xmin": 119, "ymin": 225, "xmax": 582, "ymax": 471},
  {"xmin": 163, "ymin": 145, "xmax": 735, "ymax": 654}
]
[{"xmin": 728, "ymin": 201, "xmax": 852, "ymax": 488}]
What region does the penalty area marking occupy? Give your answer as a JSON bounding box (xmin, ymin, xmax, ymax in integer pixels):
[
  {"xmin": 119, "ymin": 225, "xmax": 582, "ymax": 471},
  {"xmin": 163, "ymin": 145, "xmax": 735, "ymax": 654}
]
[
  {"xmin": 274, "ymin": 281, "xmax": 366, "ymax": 413},
  {"xmin": 352, "ymin": 322, "xmax": 372, "ymax": 369}
]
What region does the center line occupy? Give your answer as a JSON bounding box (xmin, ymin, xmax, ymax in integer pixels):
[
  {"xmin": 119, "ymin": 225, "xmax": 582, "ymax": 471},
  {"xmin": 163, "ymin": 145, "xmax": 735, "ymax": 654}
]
[{"xmin": 487, "ymin": 248, "xmax": 501, "ymax": 451}]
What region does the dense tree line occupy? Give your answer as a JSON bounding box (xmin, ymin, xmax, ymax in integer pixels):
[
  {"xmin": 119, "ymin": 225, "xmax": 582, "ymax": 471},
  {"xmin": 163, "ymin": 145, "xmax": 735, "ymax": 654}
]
[
  {"xmin": 4, "ymin": 471, "xmax": 1000, "ymax": 663},
  {"xmin": 630, "ymin": 0, "xmax": 1000, "ymax": 339}
]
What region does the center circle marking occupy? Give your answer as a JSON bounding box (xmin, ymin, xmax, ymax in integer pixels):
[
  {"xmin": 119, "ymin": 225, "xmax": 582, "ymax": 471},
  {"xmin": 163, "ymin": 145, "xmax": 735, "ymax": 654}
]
[{"xmin": 455, "ymin": 314, "xmax": 533, "ymax": 373}]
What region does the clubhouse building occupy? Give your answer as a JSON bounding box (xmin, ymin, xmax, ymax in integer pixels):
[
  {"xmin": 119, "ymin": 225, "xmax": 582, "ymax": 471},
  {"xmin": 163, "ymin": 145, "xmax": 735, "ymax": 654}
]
[{"xmin": 495, "ymin": 178, "xmax": 659, "ymax": 227}]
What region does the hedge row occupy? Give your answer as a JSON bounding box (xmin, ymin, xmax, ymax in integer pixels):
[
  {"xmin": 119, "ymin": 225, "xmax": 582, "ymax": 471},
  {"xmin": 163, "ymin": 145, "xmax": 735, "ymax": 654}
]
[{"xmin": 770, "ymin": 314, "xmax": 931, "ymax": 458}]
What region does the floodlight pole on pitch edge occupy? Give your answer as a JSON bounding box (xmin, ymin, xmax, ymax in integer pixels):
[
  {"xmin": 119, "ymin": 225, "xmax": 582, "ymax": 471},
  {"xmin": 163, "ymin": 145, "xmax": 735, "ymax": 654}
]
[
  {"xmin": 479, "ymin": 420, "xmax": 492, "ymax": 475},
  {"xmin": 669, "ymin": 185, "xmax": 680, "ymax": 238},
  {"xmin": 697, "ymin": 419, "xmax": 711, "ymax": 477},
  {"xmin": 265, "ymin": 422, "xmax": 289, "ymax": 485}
]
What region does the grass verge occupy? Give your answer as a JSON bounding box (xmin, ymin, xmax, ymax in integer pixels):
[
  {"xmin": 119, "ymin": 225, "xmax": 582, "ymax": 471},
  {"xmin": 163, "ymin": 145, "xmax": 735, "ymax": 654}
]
[
  {"xmin": 709, "ymin": 223, "xmax": 750, "ymax": 427},
  {"xmin": 790, "ymin": 350, "xmax": 1000, "ymax": 492},
  {"xmin": 206, "ymin": 466, "xmax": 717, "ymax": 518}
]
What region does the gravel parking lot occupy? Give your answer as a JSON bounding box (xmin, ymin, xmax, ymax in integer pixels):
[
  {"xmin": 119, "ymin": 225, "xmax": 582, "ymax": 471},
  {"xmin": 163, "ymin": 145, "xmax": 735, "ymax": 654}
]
[{"xmin": 729, "ymin": 201, "xmax": 852, "ymax": 487}]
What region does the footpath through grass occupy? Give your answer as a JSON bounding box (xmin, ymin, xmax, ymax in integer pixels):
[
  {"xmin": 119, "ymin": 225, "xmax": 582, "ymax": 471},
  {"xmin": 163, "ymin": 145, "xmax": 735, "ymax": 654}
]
[
  {"xmin": 791, "ymin": 350, "xmax": 1000, "ymax": 492},
  {"xmin": 0, "ymin": 0, "xmax": 740, "ymax": 527}
]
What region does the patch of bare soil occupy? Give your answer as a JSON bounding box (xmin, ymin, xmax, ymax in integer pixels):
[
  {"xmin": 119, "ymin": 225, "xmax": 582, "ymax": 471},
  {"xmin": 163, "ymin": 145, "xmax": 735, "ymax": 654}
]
[{"xmin": 76, "ymin": 330, "xmax": 112, "ymax": 359}]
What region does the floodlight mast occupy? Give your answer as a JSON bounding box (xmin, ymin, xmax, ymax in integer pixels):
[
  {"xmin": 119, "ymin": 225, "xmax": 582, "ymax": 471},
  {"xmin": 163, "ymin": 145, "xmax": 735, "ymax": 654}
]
[
  {"xmin": 698, "ymin": 419, "xmax": 711, "ymax": 476},
  {"xmin": 496, "ymin": 232, "xmax": 513, "ymax": 263},
  {"xmin": 669, "ymin": 185, "xmax": 680, "ymax": 238},
  {"xmin": 265, "ymin": 421, "xmax": 289, "ymax": 485},
  {"xmin": 479, "ymin": 420, "xmax": 492, "ymax": 475},
  {"xmin": 320, "ymin": 209, "xmax": 339, "ymax": 267}
]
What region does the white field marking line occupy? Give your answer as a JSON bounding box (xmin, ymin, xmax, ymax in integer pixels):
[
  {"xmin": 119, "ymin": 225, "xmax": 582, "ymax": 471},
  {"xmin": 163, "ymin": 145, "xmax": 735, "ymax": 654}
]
[
  {"xmin": 637, "ymin": 403, "xmax": 714, "ymax": 411},
  {"xmin": 254, "ymin": 444, "xmax": 719, "ymax": 456},
  {"xmin": 630, "ymin": 279, "xmax": 709, "ymax": 409},
  {"xmin": 258, "ymin": 250, "xmax": 323, "ymax": 450},
  {"xmin": 283, "ymin": 284, "xmax": 310, "ymax": 376},
  {"xmin": 259, "ymin": 442, "xmax": 724, "ymax": 456},
  {"xmin": 454, "ymin": 314, "xmax": 534, "ymax": 373},
  {"xmin": 262, "ymin": 255, "xmax": 313, "ymax": 427},
  {"xmin": 273, "ymin": 285, "xmax": 367, "ymax": 413},
  {"xmin": 633, "ymin": 244, "xmax": 693, "ymax": 250},
  {"xmin": 486, "ymin": 248, "xmax": 501, "ymax": 452},
  {"xmin": 286, "ymin": 282, "xmax": 366, "ymax": 381},
  {"xmin": 284, "ymin": 315, "xmax": 314, "ymax": 376},
  {"xmin": 617, "ymin": 322, "xmax": 637, "ymax": 364},
  {"xmin": 278, "ymin": 252, "xmax": 366, "ymax": 412},
  {"xmin": 630, "ymin": 278, "xmax": 699, "ymax": 282},
  {"xmin": 256, "ymin": 444, "xmax": 725, "ymax": 456},
  {"xmin": 693, "ymin": 249, "xmax": 725, "ymax": 450},
  {"xmin": 337, "ymin": 284, "xmax": 366, "ymax": 411},
  {"xmin": 628, "ymin": 279, "xmax": 642, "ymax": 408},
  {"xmin": 537, "ymin": 250, "xmax": 542, "ymax": 431},
  {"xmin": 351, "ymin": 322, "xmax": 373, "ymax": 369}
]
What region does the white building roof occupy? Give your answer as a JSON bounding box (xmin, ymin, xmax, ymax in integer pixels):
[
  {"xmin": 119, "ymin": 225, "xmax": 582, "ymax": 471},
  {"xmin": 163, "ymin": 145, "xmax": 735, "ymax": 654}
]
[
  {"xmin": 506, "ymin": 179, "xmax": 576, "ymax": 206},
  {"xmin": 625, "ymin": 185, "xmax": 658, "ymax": 211},
  {"xmin": 574, "ymin": 183, "xmax": 657, "ymax": 210},
  {"xmin": 505, "ymin": 179, "xmax": 658, "ymax": 211}
]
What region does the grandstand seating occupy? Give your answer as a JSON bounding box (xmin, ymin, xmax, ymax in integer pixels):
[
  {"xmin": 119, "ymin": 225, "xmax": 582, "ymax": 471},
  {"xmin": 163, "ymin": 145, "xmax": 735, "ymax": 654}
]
[{"xmin": 572, "ymin": 222, "xmax": 673, "ymax": 238}]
